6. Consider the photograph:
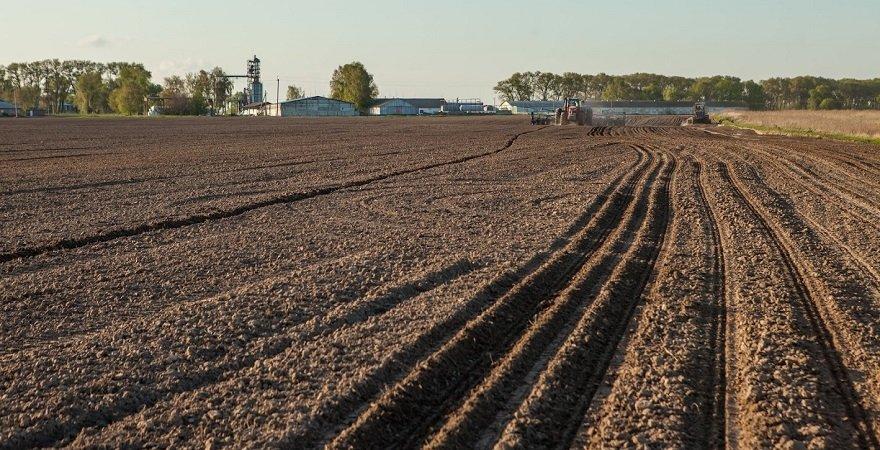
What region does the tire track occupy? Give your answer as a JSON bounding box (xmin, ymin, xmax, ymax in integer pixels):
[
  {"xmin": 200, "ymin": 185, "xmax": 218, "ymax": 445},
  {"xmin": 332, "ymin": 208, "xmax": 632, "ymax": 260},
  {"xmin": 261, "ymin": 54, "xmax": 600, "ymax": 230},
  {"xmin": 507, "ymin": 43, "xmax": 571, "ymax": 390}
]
[
  {"xmin": 2, "ymin": 257, "xmax": 480, "ymax": 450},
  {"xmin": 0, "ymin": 127, "xmax": 547, "ymax": 264},
  {"xmin": 325, "ymin": 146, "xmax": 656, "ymax": 449},
  {"xmin": 721, "ymin": 163, "xmax": 878, "ymax": 449},
  {"xmin": 1, "ymin": 158, "xmax": 330, "ymax": 196},
  {"xmin": 695, "ymin": 160, "xmax": 730, "ymax": 449},
  {"xmin": 495, "ymin": 151, "xmax": 674, "ymax": 449},
  {"xmin": 275, "ymin": 145, "xmax": 647, "ymax": 449},
  {"xmin": 745, "ymin": 144, "xmax": 880, "ymax": 228},
  {"xmin": 423, "ymin": 147, "xmax": 665, "ymax": 449},
  {"xmin": 722, "ymin": 146, "xmax": 880, "ymax": 289}
]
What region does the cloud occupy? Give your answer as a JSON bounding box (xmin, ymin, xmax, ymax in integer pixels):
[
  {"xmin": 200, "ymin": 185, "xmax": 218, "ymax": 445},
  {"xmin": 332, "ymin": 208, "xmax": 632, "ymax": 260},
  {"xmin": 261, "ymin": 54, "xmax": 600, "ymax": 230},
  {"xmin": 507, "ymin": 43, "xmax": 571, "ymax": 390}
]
[{"xmin": 77, "ymin": 34, "xmax": 110, "ymax": 48}]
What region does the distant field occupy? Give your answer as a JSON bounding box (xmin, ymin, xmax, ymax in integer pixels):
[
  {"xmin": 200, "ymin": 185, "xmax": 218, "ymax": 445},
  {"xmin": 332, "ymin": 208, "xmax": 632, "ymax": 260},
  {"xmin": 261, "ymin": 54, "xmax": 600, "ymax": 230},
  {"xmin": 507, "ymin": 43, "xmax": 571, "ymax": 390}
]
[{"xmin": 720, "ymin": 109, "xmax": 880, "ymax": 142}]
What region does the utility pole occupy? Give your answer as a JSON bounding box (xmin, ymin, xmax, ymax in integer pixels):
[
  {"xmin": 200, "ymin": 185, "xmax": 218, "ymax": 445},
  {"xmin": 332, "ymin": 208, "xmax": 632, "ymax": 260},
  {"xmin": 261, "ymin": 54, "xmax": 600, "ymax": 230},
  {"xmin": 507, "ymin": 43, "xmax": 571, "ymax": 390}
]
[
  {"xmin": 276, "ymin": 78, "xmax": 280, "ymax": 116},
  {"xmin": 13, "ymin": 86, "xmax": 19, "ymax": 118}
]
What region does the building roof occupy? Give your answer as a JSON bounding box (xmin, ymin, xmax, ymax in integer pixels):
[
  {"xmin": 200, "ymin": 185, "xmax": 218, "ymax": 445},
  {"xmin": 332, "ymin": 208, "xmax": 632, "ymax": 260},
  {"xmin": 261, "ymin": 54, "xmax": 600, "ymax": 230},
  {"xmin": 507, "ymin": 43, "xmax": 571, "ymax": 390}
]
[
  {"xmin": 0, "ymin": 100, "xmax": 17, "ymax": 109},
  {"xmin": 280, "ymin": 96, "xmax": 355, "ymax": 106},
  {"xmin": 369, "ymin": 98, "xmax": 446, "ymax": 109}
]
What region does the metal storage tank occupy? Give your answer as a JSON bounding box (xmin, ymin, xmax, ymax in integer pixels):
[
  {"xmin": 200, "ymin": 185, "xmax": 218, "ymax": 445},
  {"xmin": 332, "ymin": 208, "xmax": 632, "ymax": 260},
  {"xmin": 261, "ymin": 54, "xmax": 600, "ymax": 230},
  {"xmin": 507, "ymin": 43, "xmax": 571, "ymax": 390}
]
[{"xmin": 459, "ymin": 104, "xmax": 484, "ymax": 112}]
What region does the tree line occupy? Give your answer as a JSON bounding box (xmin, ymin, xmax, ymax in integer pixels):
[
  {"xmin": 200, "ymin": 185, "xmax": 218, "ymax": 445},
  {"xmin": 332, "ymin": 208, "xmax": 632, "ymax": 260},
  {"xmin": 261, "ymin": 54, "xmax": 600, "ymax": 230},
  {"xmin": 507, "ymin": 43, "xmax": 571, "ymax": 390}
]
[
  {"xmin": 0, "ymin": 60, "xmax": 159, "ymax": 114},
  {"xmin": 0, "ymin": 59, "xmax": 241, "ymax": 115},
  {"xmin": 494, "ymin": 72, "xmax": 880, "ymax": 110},
  {"xmin": 0, "ymin": 59, "xmax": 380, "ymax": 115}
]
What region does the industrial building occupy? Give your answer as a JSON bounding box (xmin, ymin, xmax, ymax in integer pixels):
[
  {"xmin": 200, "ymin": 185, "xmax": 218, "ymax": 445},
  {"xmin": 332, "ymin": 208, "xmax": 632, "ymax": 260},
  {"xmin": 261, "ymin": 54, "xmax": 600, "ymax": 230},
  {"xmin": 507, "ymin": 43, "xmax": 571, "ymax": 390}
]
[
  {"xmin": 368, "ymin": 98, "xmax": 447, "ymax": 115},
  {"xmin": 499, "ymin": 100, "xmax": 749, "ymax": 115},
  {"xmin": 0, "ymin": 100, "xmax": 20, "ymax": 116},
  {"xmin": 246, "ymin": 96, "xmax": 358, "ymax": 117}
]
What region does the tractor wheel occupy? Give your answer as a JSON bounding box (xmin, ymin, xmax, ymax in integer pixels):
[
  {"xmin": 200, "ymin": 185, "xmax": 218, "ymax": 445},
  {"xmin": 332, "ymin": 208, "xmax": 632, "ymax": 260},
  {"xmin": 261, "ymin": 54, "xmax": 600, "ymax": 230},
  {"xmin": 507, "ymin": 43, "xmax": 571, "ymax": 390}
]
[{"xmin": 576, "ymin": 110, "xmax": 586, "ymax": 126}]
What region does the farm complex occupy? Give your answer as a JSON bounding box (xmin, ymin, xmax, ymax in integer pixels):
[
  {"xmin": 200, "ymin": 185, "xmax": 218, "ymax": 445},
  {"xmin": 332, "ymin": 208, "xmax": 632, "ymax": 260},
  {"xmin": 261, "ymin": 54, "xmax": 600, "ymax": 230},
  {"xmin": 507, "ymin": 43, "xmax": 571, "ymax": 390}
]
[{"xmin": 1, "ymin": 115, "xmax": 879, "ymax": 448}]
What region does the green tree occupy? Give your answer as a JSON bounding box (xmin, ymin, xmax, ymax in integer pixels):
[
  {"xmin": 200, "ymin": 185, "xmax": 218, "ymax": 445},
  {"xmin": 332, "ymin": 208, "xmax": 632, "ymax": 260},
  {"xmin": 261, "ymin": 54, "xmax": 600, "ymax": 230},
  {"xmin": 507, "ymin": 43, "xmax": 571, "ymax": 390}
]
[
  {"xmin": 0, "ymin": 66, "xmax": 12, "ymax": 100},
  {"xmin": 74, "ymin": 71, "xmax": 107, "ymax": 113},
  {"xmin": 161, "ymin": 75, "xmax": 190, "ymax": 115},
  {"xmin": 808, "ymin": 84, "xmax": 835, "ymax": 110},
  {"xmin": 819, "ymin": 98, "xmax": 841, "ymax": 109},
  {"xmin": 743, "ymin": 80, "xmax": 765, "ymax": 110},
  {"xmin": 286, "ymin": 85, "xmax": 304, "ymax": 100},
  {"xmin": 601, "ymin": 78, "xmax": 636, "ymax": 101},
  {"xmin": 557, "ymin": 72, "xmax": 581, "ymax": 99},
  {"xmin": 493, "ymin": 79, "xmax": 516, "ymax": 103},
  {"xmin": 662, "ymin": 84, "xmax": 681, "ymax": 101},
  {"xmin": 108, "ymin": 63, "xmax": 152, "ymax": 115},
  {"xmin": 209, "ymin": 67, "xmax": 233, "ymax": 111},
  {"xmin": 689, "ymin": 77, "xmax": 714, "ymax": 101},
  {"xmin": 711, "ymin": 76, "xmax": 743, "ymax": 102},
  {"xmin": 532, "ymin": 71, "xmax": 557, "ymax": 101},
  {"xmin": 330, "ymin": 61, "xmax": 378, "ymax": 110}
]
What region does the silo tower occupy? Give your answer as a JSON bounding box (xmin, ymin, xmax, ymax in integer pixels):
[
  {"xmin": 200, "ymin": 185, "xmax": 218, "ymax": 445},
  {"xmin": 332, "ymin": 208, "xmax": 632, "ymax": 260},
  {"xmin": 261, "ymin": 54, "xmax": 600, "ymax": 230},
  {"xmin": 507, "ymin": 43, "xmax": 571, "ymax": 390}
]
[{"xmin": 247, "ymin": 55, "xmax": 263, "ymax": 104}]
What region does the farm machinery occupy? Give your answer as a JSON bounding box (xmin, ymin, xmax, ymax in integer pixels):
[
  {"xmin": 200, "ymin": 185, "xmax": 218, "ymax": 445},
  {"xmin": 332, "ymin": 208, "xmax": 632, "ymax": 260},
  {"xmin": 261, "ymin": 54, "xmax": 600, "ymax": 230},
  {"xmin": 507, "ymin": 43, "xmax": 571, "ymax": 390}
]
[
  {"xmin": 555, "ymin": 98, "xmax": 592, "ymax": 126},
  {"xmin": 530, "ymin": 112, "xmax": 554, "ymax": 125},
  {"xmin": 687, "ymin": 101, "xmax": 712, "ymax": 124}
]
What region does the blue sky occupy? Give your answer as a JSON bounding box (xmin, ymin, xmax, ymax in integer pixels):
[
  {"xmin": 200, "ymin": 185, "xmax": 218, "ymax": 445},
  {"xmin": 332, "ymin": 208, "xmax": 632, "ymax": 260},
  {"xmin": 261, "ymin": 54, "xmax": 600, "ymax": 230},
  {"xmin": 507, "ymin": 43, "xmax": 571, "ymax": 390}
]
[{"xmin": 4, "ymin": 0, "xmax": 879, "ymax": 103}]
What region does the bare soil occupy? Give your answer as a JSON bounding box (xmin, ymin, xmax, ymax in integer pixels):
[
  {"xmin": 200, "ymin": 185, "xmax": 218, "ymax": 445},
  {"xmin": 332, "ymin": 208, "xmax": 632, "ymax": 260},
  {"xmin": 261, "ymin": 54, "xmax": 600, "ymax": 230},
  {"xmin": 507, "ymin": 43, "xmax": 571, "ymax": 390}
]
[{"xmin": 1, "ymin": 116, "xmax": 879, "ymax": 449}]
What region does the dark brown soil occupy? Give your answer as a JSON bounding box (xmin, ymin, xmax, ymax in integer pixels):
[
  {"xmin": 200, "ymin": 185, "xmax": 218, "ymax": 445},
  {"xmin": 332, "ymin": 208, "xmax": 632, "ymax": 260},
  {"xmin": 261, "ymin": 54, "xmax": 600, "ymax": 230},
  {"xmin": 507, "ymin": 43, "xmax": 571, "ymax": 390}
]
[{"xmin": 1, "ymin": 116, "xmax": 878, "ymax": 449}]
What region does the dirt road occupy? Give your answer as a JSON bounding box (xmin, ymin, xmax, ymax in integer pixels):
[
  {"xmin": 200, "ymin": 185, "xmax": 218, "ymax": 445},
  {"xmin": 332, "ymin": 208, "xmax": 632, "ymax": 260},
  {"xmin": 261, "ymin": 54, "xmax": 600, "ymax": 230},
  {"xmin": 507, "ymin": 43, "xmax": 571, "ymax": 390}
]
[{"xmin": 2, "ymin": 116, "xmax": 878, "ymax": 448}]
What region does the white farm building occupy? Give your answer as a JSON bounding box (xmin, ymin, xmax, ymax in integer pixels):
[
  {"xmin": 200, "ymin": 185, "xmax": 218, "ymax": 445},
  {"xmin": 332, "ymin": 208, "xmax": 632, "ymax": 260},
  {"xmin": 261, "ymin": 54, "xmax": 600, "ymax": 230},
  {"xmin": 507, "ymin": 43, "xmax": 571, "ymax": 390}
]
[
  {"xmin": 368, "ymin": 98, "xmax": 447, "ymax": 115},
  {"xmin": 246, "ymin": 96, "xmax": 358, "ymax": 117},
  {"xmin": 278, "ymin": 96, "xmax": 358, "ymax": 116}
]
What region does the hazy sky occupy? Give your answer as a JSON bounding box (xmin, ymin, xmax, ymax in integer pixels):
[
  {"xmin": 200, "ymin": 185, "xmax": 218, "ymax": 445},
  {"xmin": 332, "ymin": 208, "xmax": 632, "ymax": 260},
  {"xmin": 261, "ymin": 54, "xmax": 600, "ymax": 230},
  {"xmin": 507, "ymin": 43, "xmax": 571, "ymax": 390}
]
[{"xmin": 4, "ymin": 0, "xmax": 879, "ymax": 103}]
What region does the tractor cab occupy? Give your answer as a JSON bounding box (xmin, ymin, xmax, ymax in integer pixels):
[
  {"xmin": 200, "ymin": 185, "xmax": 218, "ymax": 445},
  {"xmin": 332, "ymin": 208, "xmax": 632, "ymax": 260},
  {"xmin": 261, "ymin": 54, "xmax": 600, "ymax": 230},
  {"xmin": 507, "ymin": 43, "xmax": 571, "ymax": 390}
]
[
  {"xmin": 691, "ymin": 101, "xmax": 711, "ymax": 124},
  {"xmin": 556, "ymin": 98, "xmax": 591, "ymax": 126}
]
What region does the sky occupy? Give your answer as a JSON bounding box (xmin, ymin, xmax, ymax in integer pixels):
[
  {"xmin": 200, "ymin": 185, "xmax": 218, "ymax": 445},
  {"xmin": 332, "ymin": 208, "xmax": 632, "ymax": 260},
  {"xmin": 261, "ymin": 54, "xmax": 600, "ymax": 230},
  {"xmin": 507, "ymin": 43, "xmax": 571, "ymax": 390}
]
[{"xmin": 3, "ymin": 0, "xmax": 879, "ymax": 104}]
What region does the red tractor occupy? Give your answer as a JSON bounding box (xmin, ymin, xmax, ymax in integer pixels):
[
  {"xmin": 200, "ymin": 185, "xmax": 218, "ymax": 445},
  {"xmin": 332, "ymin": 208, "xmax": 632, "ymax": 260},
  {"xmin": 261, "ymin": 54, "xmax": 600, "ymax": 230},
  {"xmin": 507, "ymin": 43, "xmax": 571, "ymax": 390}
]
[{"xmin": 555, "ymin": 98, "xmax": 592, "ymax": 126}]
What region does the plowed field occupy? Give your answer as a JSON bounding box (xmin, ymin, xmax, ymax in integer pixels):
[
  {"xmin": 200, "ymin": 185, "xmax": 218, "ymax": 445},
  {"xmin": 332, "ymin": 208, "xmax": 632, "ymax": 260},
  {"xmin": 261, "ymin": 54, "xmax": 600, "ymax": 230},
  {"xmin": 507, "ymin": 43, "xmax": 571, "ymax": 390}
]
[{"xmin": 2, "ymin": 116, "xmax": 879, "ymax": 449}]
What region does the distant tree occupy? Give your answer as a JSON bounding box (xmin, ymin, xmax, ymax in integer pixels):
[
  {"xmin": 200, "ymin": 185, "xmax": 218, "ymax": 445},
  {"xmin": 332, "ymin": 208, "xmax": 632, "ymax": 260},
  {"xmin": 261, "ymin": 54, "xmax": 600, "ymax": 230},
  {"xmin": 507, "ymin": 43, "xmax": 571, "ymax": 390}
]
[
  {"xmin": 642, "ymin": 83, "xmax": 663, "ymax": 101},
  {"xmin": 209, "ymin": 67, "xmax": 233, "ymax": 110},
  {"xmin": 819, "ymin": 98, "xmax": 841, "ymax": 110},
  {"xmin": 742, "ymin": 80, "xmax": 765, "ymax": 110},
  {"xmin": 74, "ymin": 71, "xmax": 107, "ymax": 113},
  {"xmin": 0, "ymin": 65, "xmax": 11, "ymax": 100},
  {"xmin": 689, "ymin": 77, "xmax": 714, "ymax": 101},
  {"xmin": 108, "ymin": 63, "xmax": 152, "ymax": 115},
  {"xmin": 496, "ymin": 72, "xmax": 535, "ymax": 101},
  {"xmin": 4, "ymin": 62, "xmax": 43, "ymax": 109},
  {"xmin": 186, "ymin": 70, "xmax": 212, "ymax": 99},
  {"xmin": 286, "ymin": 85, "xmax": 304, "ymax": 100},
  {"xmin": 662, "ymin": 84, "xmax": 681, "ymax": 101},
  {"xmin": 493, "ymin": 79, "xmax": 516, "ymax": 103},
  {"xmin": 227, "ymin": 91, "xmax": 246, "ymax": 114},
  {"xmin": 808, "ymin": 84, "xmax": 835, "ymax": 110},
  {"xmin": 161, "ymin": 75, "xmax": 190, "ymax": 115},
  {"xmin": 183, "ymin": 70, "xmax": 213, "ymax": 115},
  {"xmin": 549, "ymin": 74, "xmax": 566, "ymax": 100},
  {"xmin": 330, "ymin": 61, "xmax": 378, "ymax": 110},
  {"xmin": 555, "ymin": 72, "xmax": 581, "ymax": 99},
  {"xmin": 532, "ymin": 72, "xmax": 557, "ymax": 101},
  {"xmin": 711, "ymin": 76, "xmax": 744, "ymax": 102},
  {"xmin": 588, "ymin": 73, "xmax": 612, "ymax": 99},
  {"xmin": 190, "ymin": 92, "xmax": 208, "ymax": 115},
  {"xmin": 601, "ymin": 78, "xmax": 636, "ymax": 101}
]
